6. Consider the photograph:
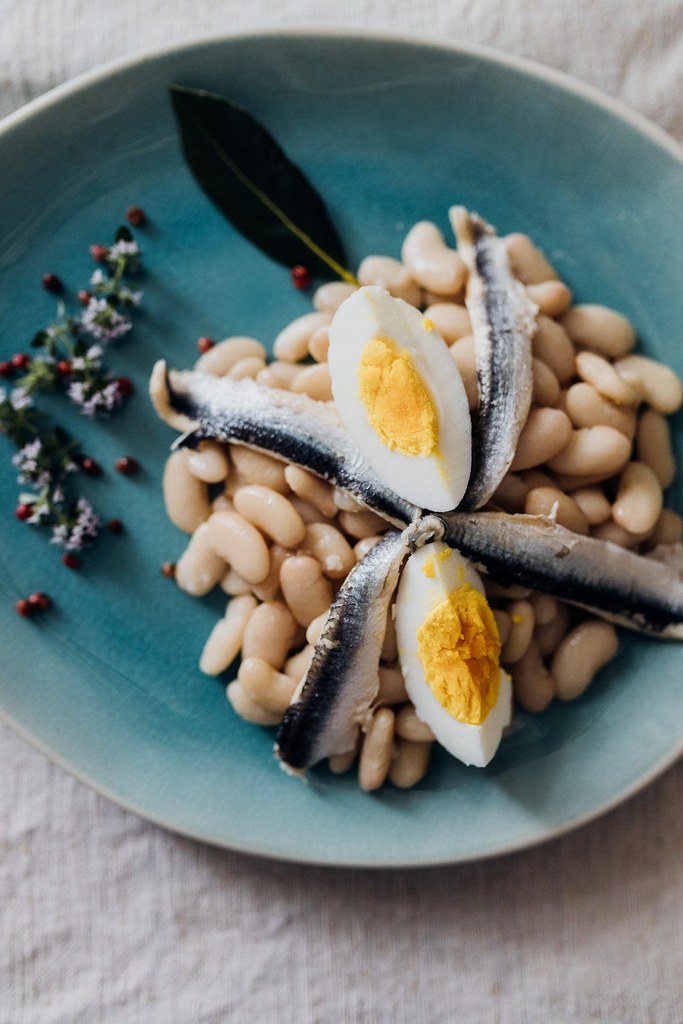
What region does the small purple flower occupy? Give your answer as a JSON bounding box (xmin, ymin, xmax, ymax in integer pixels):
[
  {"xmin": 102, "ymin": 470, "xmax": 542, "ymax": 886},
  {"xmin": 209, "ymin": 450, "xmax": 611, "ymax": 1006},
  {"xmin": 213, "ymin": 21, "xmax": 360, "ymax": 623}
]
[
  {"xmin": 118, "ymin": 288, "xmax": 143, "ymax": 307},
  {"xmin": 81, "ymin": 297, "xmax": 132, "ymax": 342},
  {"xmin": 12, "ymin": 438, "xmax": 43, "ymax": 482},
  {"xmin": 51, "ymin": 523, "xmax": 69, "ymax": 546},
  {"xmin": 67, "ymin": 380, "xmax": 88, "ymax": 407},
  {"xmin": 10, "ymin": 387, "xmax": 32, "ymax": 411},
  {"xmin": 108, "ymin": 239, "xmax": 140, "ymax": 260},
  {"xmin": 50, "ymin": 497, "xmax": 101, "ymax": 551}
]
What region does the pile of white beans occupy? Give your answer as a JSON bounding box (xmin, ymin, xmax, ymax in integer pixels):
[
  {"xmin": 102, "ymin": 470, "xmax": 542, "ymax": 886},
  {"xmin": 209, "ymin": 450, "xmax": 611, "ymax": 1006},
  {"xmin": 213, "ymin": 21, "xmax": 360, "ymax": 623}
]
[{"xmin": 161, "ymin": 220, "xmax": 682, "ymax": 791}]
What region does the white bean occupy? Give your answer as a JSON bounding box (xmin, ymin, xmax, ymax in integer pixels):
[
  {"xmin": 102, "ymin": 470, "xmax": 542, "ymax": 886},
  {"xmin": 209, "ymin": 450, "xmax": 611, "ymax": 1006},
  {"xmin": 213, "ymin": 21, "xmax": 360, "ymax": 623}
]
[
  {"xmin": 491, "ymin": 473, "xmax": 529, "ymax": 513},
  {"xmin": 501, "ymin": 600, "xmax": 535, "ymax": 664},
  {"xmin": 591, "ymin": 520, "xmax": 643, "ymax": 549},
  {"xmin": 205, "ymin": 511, "xmax": 271, "ymax": 584},
  {"xmin": 526, "ymin": 281, "xmax": 572, "ymax": 317},
  {"xmin": 256, "ymin": 361, "xmax": 302, "ymax": 390},
  {"xmin": 614, "ymin": 355, "xmax": 683, "ymax": 414},
  {"xmin": 511, "ymin": 640, "xmax": 555, "ymax": 712},
  {"xmin": 636, "ymin": 409, "xmax": 676, "ymax": 487},
  {"xmin": 357, "ymin": 255, "xmax": 422, "ymax": 306},
  {"xmin": 280, "ymin": 555, "xmax": 334, "ymax": 627},
  {"xmin": 284, "ymin": 466, "xmax": 337, "ymax": 519},
  {"xmin": 547, "ymin": 425, "xmax": 631, "ymax": 477},
  {"xmin": 228, "ymin": 355, "xmax": 266, "ymax": 380},
  {"xmin": 524, "ymin": 486, "xmax": 589, "ymax": 534},
  {"xmin": 575, "ymin": 350, "xmax": 637, "ymax": 407},
  {"xmin": 175, "ymin": 522, "xmax": 227, "ymax": 596},
  {"xmin": 395, "ymin": 704, "xmax": 435, "ymax": 743},
  {"xmin": 274, "ymin": 311, "xmax": 333, "ymax": 363},
  {"xmin": 307, "ymin": 325, "xmax": 330, "ymax": 362},
  {"xmin": 492, "ymin": 609, "xmax": 512, "ymax": 647},
  {"xmin": 505, "ymin": 234, "xmax": 558, "ymax": 284},
  {"xmin": 648, "ymin": 509, "xmax": 683, "ymax": 547},
  {"xmin": 337, "ymin": 508, "xmax": 390, "ymax": 540},
  {"xmin": 241, "ymin": 601, "xmax": 299, "ymax": 670},
  {"xmin": 252, "ymin": 543, "xmax": 289, "ymax": 602},
  {"xmin": 530, "ymin": 593, "xmax": 559, "ymax": 626},
  {"xmin": 562, "ymin": 304, "xmax": 635, "ymax": 359},
  {"xmin": 535, "ymin": 602, "xmax": 571, "ymax": 658},
  {"xmin": 509, "ymin": 408, "xmax": 573, "ymax": 471},
  {"xmin": 564, "ymin": 382, "xmax": 636, "ymax": 438},
  {"xmin": 423, "ymin": 302, "xmax": 471, "ymax": 343},
  {"xmin": 612, "ymin": 461, "xmax": 663, "ymax": 535},
  {"xmin": 301, "ymin": 523, "xmax": 356, "ymax": 579},
  {"xmin": 551, "ymin": 620, "xmax": 619, "ymax": 701},
  {"xmin": 199, "ymin": 594, "xmax": 257, "ymax": 675},
  {"xmin": 358, "ymin": 707, "xmax": 395, "ymax": 792},
  {"xmin": 186, "ymin": 441, "xmax": 231, "ymax": 484},
  {"xmin": 290, "ymin": 362, "xmax": 333, "ymax": 402},
  {"xmin": 220, "ymin": 568, "xmax": 252, "ymax": 596},
  {"xmin": 194, "ymin": 336, "xmax": 266, "ymax": 376},
  {"xmin": 571, "ymin": 487, "xmax": 612, "ymax": 526},
  {"xmin": 284, "ymin": 644, "xmax": 315, "ymax": 683},
  {"xmin": 229, "ymin": 446, "xmax": 289, "ymax": 493},
  {"xmin": 401, "ymin": 221, "xmax": 466, "ymax": 296},
  {"xmin": 163, "ymin": 449, "xmax": 212, "ymax": 533},
  {"xmin": 233, "ymin": 484, "xmax": 306, "ymax": 548},
  {"xmin": 532, "ymin": 358, "xmax": 561, "ymax": 407},
  {"xmin": 289, "ymin": 495, "xmax": 326, "ymax": 525},
  {"xmin": 226, "ymin": 680, "xmax": 281, "ymax": 726},
  {"xmin": 389, "ymin": 739, "xmax": 432, "ymax": 789},
  {"xmin": 449, "ymin": 335, "xmax": 479, "ymax": 408},
  {"xmin": 532, "ymin": 316, "xmax": 576, "ymax": 383},
  {"xmin": 237, "ymin": 658, "xmax": 298, "ymax": 715},
  {"xmin": 313, "ymin": 281, "xmax": 358, "ymax": 312}
]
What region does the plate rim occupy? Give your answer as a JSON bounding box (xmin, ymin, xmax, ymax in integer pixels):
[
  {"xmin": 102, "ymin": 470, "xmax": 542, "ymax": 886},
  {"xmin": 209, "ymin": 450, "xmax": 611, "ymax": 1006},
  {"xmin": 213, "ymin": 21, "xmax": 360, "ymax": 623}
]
[
  {"xmin": 2, "ymin": 26, "xmax": 682, "ymax": 162},
  {"xmin": 1, "ymin": 28, "xmax": 682, "ymax": 868}
]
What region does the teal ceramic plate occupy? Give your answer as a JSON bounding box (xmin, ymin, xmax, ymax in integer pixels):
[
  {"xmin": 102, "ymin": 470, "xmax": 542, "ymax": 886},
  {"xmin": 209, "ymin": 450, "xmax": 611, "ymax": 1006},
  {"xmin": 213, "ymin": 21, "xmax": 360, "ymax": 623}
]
[{"xmin": 1, "ymin": 32, "xmax": 682, "ymax": 867}]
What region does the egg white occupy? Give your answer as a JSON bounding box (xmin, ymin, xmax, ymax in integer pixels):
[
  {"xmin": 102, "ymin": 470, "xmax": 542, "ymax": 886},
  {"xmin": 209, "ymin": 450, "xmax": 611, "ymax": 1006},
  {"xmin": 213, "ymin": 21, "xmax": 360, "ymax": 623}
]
[
  {"xmin": 394, "ymin": 542, "xmax": 512, "ymax": 768},
  {"xmin": 328, "ymin": 286, "xmax": 472, "ymax": 512}
]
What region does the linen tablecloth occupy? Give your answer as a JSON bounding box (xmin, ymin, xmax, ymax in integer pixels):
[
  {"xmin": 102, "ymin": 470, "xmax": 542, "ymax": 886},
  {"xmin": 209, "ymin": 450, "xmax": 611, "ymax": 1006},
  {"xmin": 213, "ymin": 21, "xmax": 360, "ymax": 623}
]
[{"xmin": 2, "ymin": 3, "xmax": 683, "ymax": 1022}]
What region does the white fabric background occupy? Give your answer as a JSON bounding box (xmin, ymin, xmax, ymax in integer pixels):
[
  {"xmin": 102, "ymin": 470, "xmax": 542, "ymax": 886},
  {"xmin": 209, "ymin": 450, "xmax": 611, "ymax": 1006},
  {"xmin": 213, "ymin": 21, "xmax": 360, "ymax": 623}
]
[{"xmin": 2, "ymin": 3, "xmax": 683, "ymax": 1022}]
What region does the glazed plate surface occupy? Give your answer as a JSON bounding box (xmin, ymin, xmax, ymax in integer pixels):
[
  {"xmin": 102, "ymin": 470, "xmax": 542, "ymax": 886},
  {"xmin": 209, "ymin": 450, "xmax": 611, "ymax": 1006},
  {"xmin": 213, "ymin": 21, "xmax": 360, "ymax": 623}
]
[{"xmin": 1, "ymin": 32, "xmax": 682, "ymax": 866}]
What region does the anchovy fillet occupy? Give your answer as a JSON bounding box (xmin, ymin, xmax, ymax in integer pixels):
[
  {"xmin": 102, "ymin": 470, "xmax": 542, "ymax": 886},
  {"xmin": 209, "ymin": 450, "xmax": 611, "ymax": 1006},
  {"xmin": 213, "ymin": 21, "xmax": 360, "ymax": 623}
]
[
  {"xmin": 150, "ymin": 360, "xmax": 420, "ymax": 527},
  {"xmin": 440, "ymin": 511, "xmax": 683, "ymax": 639},
  {"xmin": 276, "ymin": 520, "xmax": 442, "ymax": 771},
  {"xmin": 150, "ymin": 361, "xmax": 683, "ymax": 639},
  {"xmin": 450, "ymin": 207, "xmax": 536, "ymax": 511}
]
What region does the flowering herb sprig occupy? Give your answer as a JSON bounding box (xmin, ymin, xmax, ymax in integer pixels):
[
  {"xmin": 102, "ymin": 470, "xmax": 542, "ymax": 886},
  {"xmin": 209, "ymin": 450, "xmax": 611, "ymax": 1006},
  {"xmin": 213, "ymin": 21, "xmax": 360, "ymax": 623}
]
[
  {"xmin": 1, "ymin": 397, "xmax": 100, "ymax": 559},
  {"xmin": 12, "ymin": 226, "xmax": 143, "ymax": 417},
  {"xmin": 1, "ymin": 218, "xmax": 146, "ymax": 572}
]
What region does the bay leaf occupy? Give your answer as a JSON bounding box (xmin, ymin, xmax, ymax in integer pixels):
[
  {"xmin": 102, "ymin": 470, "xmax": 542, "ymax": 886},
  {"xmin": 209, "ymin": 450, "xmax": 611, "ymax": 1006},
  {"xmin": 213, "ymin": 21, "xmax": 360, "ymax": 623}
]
[{"xmin": 169, "ymin": 84, "xmax": 355, "ymax": 282}]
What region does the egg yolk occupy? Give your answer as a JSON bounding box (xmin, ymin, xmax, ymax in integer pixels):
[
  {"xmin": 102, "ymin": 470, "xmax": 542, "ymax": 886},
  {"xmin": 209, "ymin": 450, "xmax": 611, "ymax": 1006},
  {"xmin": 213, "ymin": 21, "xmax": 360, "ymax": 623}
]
[
  {"xmin": 416, "ymin": 583, "xmax": 501, "ymax": 725},
  {"xmin": 357, "ymin": 335, "xmax": 439, "ymax": 457}
]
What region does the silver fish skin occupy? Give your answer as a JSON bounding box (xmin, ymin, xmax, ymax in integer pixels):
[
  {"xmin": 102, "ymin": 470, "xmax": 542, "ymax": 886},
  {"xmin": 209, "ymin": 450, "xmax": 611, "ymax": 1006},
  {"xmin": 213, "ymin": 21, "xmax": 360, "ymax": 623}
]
[
  {"xmin": 450, "ymin": 207, "xmax": 536, "ymax": 512},
  {"xmin": 440, "ymin": 511, "xmax": 683, "ymax": 639},
  {"xmin": 150, "ymin": 361, "xmax": 683, "ymax": 639},
  {"xmin": 276, "ymin": 519, "xmax": 443, "ymax": 771},
  {"xmin": 150, "ymin": 360, "xmax": 421, "ymax": 528}
]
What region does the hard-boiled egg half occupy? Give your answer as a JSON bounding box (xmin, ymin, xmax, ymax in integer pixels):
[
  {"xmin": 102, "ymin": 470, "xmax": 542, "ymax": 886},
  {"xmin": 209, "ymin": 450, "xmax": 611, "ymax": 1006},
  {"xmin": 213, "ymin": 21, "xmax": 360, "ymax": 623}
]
[
  {"xmin": 394, "ymin": 541, "xmax": 512, "ymax": 767},
  {"xmin": 328, "ymin": 286, "xmax": 472, "ymax": 512}
]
